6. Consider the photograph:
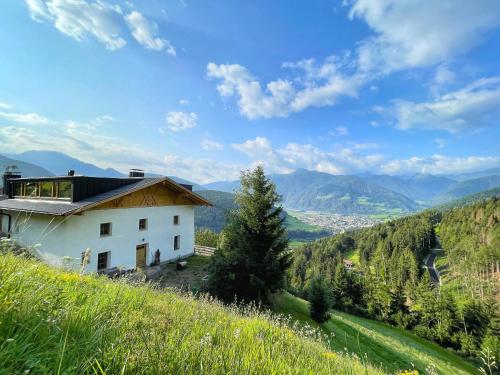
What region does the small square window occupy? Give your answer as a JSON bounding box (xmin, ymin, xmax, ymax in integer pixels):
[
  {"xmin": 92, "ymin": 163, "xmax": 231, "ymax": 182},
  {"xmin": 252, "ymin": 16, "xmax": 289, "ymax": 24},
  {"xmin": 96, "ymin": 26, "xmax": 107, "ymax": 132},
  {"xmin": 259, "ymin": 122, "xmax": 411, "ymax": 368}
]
[
  {"xmin": 97, "ymin": 251, "xmax": 110, "ymax": 270},
  {"xmin": 100, "ymin": 223, "xmax": 112, "ymax": 237},
  {"xmin": 173, "ymin": 215, "xmax": 180, "ymax": 225},
  {"xmin": 174, "ymin": 235, "xmax": 180, "ymax": 250},
  {"xmin": 139, "ymin": 218, "xmax": 147, "ymax": 231}
]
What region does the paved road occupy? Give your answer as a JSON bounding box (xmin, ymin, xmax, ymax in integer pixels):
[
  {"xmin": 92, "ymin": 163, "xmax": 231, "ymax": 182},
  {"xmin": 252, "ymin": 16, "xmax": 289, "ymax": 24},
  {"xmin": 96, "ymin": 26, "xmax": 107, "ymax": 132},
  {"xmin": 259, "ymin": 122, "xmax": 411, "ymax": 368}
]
[{"xmin": 424, "ymin": 252, "xmax": 440, "ymax": 284}]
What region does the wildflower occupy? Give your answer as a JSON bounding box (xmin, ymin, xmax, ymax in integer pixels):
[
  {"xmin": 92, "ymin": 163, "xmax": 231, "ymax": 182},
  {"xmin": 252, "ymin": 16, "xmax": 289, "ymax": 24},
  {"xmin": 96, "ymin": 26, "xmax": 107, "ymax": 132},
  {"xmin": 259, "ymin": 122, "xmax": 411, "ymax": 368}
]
[
  {"xmin": 322, "ymin": 352, "xmax": 336, "ymax": 359},
  {"xmin": 200, "ymin": 333, "xmax": 212, "ymax": 346},
  {"xmin": 234, "ymin": 328, "xmax": 241, "ymax": 339}
]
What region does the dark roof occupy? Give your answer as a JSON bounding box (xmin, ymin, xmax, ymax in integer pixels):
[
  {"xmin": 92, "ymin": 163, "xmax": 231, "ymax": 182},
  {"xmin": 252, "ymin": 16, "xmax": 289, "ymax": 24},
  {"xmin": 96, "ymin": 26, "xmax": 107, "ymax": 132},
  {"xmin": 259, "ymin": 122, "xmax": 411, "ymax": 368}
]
[{"xmin": 0, "ymin": 177, "xmax": 211, "ymax": 216}]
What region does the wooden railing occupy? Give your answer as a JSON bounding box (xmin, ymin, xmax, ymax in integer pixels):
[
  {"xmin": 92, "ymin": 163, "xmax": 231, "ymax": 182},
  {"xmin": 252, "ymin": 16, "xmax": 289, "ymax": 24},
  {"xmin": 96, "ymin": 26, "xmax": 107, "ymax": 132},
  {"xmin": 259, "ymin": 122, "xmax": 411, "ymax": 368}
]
[{"xmin": 194, "ymin": 245, "xmax": 216, "ymax": 256}]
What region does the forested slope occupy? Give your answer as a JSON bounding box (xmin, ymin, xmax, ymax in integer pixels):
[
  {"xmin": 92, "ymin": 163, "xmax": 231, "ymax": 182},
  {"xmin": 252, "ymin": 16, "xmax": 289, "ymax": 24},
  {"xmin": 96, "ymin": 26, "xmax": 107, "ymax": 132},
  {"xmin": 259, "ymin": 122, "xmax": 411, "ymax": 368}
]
[{"xmin": 288, "ymin": 199, "xmax": 499, "ymax": 362}]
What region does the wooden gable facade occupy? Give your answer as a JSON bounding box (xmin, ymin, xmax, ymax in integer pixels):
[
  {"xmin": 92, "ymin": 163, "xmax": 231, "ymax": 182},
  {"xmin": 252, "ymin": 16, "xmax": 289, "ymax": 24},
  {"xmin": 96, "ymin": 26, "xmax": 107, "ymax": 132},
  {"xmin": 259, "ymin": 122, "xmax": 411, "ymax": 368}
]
[{"xmin": 89, "ymin": 180, "xmax": 208, "ymax": 211}]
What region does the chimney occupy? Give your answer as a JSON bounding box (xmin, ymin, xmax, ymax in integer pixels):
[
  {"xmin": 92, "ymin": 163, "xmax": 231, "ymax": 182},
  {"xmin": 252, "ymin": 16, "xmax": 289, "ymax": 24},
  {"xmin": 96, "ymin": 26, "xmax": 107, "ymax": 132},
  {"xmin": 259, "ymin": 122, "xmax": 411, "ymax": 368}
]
[
  {"xmin": 68, "ymin": 170, "xmax": 75, "ymax": 176},
  {"xmin": 129, "ymin": 169, "xmax": 145, "ymax": 178},
  {"xmin": 2, "ymin": 171, "xmax": 22, "ymax": 197}
]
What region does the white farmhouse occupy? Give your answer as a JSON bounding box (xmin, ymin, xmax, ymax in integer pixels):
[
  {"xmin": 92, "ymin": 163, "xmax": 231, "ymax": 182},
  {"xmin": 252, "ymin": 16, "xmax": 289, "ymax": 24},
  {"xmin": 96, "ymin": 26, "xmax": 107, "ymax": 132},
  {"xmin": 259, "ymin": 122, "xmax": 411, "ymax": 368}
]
[{"xmin": 0, "ymin": 170, "xmax": 211, "ymax": 273}]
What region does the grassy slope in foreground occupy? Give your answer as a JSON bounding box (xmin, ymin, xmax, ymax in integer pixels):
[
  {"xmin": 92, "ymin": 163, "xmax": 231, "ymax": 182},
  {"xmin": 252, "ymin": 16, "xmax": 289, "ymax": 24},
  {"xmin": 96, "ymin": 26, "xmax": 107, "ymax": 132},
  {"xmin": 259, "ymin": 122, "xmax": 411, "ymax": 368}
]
[
  {"xmin": 0, "ymin": 254, "xmax": 381, "ymax": 375},
  {"xmin": 272, "ymin": 293, "xmax": 479, "ymax": 375}
]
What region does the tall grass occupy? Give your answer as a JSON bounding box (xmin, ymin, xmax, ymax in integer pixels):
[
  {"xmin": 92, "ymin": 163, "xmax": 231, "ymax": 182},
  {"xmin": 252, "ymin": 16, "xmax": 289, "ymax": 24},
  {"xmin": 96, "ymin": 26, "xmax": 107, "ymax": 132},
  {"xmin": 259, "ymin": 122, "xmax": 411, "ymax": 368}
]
[{"xmin": 0, "ymin": 254, "xmax": 383, "ymax": 374}]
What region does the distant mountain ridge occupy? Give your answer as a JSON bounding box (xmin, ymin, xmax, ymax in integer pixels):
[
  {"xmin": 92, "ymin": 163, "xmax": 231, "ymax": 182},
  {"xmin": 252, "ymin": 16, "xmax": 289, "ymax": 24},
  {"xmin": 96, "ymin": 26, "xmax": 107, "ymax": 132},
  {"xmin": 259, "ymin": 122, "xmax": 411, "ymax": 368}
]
[
  {"xmin": 0, "ymin": 154, "xmax": 54, "ymax": 187},
  {"xmin": 358, "ymin": 173, "xmax": 458, "ymax": 202},
  {"xmin": 3, "ymin": 150, "xmax": 500, "ymax": 215},
  {"xmin": 10, "ymin": 151, "xmax": 124, "ymax": 177},
  {"xmin": 271, "ymin": 169, "xmax": 419, "ymax": 214},
  {"xmin": 434, "ymin": 175, "xmax": 500, "ymax": 203}
]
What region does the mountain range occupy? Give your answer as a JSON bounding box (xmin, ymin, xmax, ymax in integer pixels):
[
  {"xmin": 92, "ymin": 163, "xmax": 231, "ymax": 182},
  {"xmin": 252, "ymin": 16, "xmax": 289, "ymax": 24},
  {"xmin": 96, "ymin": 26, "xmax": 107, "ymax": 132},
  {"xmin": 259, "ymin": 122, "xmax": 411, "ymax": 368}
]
[
  {"xmin": 3, "ymin": 150, "xmax": 500, "ymax": 215},
  {"xmin": 0, "ymin": 154, "xmax": 53, "ymax": 187}
]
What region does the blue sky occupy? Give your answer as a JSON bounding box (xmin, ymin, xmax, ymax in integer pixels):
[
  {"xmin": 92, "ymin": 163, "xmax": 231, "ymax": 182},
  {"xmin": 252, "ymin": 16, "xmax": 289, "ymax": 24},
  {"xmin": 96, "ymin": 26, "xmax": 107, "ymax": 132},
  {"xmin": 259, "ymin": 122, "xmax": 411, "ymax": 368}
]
[{"xmin": 0, "ymin": 0, "xmax": 499, "ymax": 183}]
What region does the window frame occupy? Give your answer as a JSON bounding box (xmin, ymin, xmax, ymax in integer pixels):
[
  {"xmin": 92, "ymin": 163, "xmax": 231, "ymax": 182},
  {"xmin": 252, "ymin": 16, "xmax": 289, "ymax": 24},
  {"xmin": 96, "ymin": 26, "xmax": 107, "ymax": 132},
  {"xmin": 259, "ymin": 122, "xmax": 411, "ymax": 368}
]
[
  {"xmin": 97, "ymin": 251, "xmax": 110, "ymax": 271},
  {"xmin": 138, "ymin": 218, "xmax": 148, "ymax": 231},
  {"xmin": 11, "ymin": 180, "xmax": 72, "ymax": 201},
  {"xmin": 100, "ymin": 222, "xmax": 112, "ymax": 237},
  {"xmin": 174, "ymin": 235, "xmax": 181, "ymax": 250}
]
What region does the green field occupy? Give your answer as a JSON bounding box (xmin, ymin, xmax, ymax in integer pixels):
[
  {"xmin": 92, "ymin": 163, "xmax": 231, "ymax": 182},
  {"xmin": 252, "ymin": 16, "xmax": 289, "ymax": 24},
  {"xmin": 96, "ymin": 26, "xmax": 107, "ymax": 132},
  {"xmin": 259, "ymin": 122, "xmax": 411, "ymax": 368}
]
[
  {"xmin": 272, "ymin": 293, "xmax": 479, "ymax": 375},
  {"xmin": 285, "ymin": 211, "xmax": 331, "ymax": 243},
  {"xmin": 344, "ymin": 248, "xmax": 360, "ymax": 265},
  {"xmin": 0, "ymin": 253, "xmax": 381, "ymax": 374}
]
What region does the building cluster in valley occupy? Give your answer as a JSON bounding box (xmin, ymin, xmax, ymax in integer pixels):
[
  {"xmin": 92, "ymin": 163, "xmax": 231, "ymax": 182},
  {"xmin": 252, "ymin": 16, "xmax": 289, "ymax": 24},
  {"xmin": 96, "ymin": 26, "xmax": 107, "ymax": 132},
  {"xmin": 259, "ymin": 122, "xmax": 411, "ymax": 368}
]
[
  {"xmin": 0, "ymin": 169, "xmax": 211, "ymax": 273},
  {"xmin": 291, "ymin": 211, "xmax": 384, "ymax": 234}
]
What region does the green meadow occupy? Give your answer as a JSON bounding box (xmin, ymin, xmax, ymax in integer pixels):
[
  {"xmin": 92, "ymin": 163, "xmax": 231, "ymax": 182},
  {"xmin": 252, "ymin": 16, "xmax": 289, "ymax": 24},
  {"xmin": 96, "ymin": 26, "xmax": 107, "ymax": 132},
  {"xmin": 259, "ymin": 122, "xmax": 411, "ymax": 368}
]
[
  {"xmin": 272, "ymin": 293, "xmax": 479, "ymax": 375},
  {"xmin": 0, "ymin": 253, "xmax": 382, "ymax": 375}
]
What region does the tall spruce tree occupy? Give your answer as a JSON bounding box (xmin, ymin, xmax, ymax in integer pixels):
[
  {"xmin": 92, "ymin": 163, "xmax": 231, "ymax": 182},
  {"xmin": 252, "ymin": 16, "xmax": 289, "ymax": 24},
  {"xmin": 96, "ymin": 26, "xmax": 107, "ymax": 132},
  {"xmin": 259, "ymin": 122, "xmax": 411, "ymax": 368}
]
[
  {"xmin": 208, "ymin": 166, "xmax": 291, "ymax": 303},
  {"xmin": 309, "ymin": 277, "xmax": 330, "ymax": 323}
]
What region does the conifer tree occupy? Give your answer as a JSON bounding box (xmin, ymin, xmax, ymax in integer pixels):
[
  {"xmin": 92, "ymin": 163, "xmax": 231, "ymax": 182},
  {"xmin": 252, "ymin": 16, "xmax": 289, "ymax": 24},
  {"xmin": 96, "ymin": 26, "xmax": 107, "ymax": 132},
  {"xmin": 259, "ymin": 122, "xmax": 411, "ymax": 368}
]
[
  {"xmin": 309, "ymin": 277, "xmax": 330, "ymax": 323},
  {"xmin": 208, "ymin": 166, "xmax": 291, "ymax": 303}
]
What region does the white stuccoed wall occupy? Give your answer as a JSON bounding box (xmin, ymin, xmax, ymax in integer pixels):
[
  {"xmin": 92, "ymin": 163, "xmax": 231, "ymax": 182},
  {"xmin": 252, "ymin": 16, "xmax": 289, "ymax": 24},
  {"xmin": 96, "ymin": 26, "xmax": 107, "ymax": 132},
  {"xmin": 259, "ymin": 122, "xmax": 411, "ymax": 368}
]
[{"xmin": 8, "ymin": 205, "xmax": 195, "ymax": 272}]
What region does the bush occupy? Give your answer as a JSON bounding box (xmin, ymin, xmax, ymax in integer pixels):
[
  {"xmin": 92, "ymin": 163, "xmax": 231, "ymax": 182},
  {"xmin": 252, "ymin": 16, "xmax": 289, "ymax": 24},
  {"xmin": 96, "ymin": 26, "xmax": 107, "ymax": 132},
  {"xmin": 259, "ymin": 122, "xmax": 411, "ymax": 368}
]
[{"xmin": 195, "ymin": 228, "xmax": 219, "ymax": 247}]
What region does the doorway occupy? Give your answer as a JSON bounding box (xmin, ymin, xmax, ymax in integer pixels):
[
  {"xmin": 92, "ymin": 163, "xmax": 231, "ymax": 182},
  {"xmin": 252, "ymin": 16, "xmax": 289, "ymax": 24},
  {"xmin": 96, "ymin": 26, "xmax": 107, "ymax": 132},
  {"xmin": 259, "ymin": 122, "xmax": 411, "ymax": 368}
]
[{"xmin": 136, "ymin": 244, "xmax": 147, "ymax": 268}]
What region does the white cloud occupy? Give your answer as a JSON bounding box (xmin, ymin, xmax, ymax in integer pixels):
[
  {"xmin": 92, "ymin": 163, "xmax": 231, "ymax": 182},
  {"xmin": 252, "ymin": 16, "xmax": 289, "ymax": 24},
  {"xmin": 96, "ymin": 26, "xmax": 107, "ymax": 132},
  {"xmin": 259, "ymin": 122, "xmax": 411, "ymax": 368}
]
[
  {"xmin": 163, "ymin": 155, "xmax": 241, "ymax": 184},
  {"xmin": 125, "ymin": 11, "xmax": 175, "ymax": 55},
  {"xmin": 25, "ymin": 0, "xmax": 127, "ymax": 50},
  {"xmin": 207, "ymin": 59, "xmax": 362, "ymax": 119},
  {"xmin": 0, "ymin": 102, "xmax": 12, "ymax": 109},
  {"xmin": 208, "ymin": 1, "xmax": 500, "ymax": 119},
  {"xmin": 25, "ymin": 1, "xmax": 175, "ymax": 53},
  {"xmin": 0, "ymin": 110, "xmax": 51, "ymax": 125},
  {"xmin": 392, "ymin": 77, "xmax": 500, "ymax": 132},
  {"xmin": 434, "ymin": 138, "xmax": 447, "ymax": 149},
  {"xmin": 165, "ymin": 111, "xmax": 197, "ymax": 132},
  {"xmin": 201, "ymin": 139, "xmax": 224, "ymax": 151},
  {"xmin": 179, "ymin": 99, "xmax": 189, "ymax": 105},
  {"xmin": 349, "ymin": 0, "xmax": 500, "ymax": 74},
  {"xmin": 380, "ymin": 155, "xmax": 500, "ymax": 175},
  {"xmin": 26, "ymin": 0, "xmax": 51, "ymax": 21},
  {"xmin": 0, "ymin": 120, "xmax": 241, "ymax": 184},
  {"xmin": 232, "ymin": 137, "xmax": 384, "ymax": 175},
  {"xmin": 329, "ymin": 126, "xmax": 348, "ymax": 137}
]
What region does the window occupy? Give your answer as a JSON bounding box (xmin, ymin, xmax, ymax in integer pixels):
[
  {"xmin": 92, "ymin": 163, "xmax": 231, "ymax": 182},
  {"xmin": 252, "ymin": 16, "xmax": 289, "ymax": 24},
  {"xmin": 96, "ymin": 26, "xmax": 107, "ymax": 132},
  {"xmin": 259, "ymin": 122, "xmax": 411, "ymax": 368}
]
[
  {"xmin": 57, "ymin": 181, "xmax": 72, "ymax": 199},
  {"xmin": 173, "ymin": 215, "xmax": 180, "ymax": 225},
  {"xmin": 100, "ymin": 223, "xmax": 112, "ymax": 237},
  {"xmin": 13, "ymin": 183, "xmax": 23, "ymax": 197},
  {"xmin": 97, "ymin": 251, "xmax": 110, "ymax": 270},
  {"xmin": 174, "ymin": 235, "xmax": 180, "ymax": 250},
  {"xmin": 25, "ymin": 182, "xmax": 38, "ymax": 197},
  {"xmin": 139, "ymin": 218, "xmax": 147, "ymax": 231},
  {"xmin": 10, "ymin": 180, "xmax": 72, "ymax": 200},
  {"xmin": 40, "ymin": 182, "xmax": 53, "ymax": 197}
]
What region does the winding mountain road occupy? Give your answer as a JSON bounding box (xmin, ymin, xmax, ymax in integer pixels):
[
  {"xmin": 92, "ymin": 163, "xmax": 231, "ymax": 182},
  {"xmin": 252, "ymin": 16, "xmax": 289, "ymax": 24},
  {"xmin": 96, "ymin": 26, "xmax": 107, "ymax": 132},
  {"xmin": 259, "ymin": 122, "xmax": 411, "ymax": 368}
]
[{"xmin": 423, "ymin": 239, "xmax": 443, "ymax": 285}]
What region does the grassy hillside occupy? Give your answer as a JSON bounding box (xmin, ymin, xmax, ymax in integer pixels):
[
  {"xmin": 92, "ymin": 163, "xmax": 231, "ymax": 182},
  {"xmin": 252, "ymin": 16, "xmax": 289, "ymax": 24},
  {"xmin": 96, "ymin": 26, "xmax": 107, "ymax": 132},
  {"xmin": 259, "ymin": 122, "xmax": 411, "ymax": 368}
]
[
  {"xmin": 273, "ymin": 293, "xmax": 479, "ymax": 375},
  {"xmin": 0, "ymin": 254, "xmax": 381, "ymax": 375}
]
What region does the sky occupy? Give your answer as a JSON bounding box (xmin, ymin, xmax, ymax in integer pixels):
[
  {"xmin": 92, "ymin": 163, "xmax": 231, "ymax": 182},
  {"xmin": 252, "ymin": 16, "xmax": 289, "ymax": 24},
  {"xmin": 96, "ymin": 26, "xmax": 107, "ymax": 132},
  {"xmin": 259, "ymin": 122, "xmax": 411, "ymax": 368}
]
[{"xmin": 0, "ymin": 0, "xmax": 499, "ymax": 183}]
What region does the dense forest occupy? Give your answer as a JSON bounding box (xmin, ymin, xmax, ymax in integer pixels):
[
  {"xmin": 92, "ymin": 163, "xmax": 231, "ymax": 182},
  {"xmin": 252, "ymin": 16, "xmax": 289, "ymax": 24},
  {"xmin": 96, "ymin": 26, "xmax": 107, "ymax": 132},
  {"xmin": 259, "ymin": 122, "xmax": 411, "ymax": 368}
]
[
  {"xmin": 288, "ymin": 198, "xmax": 500, "ymax": 362},
  {"xmin": 439, "ymin": 198, "xmax": 499, "ymax": 301}
]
